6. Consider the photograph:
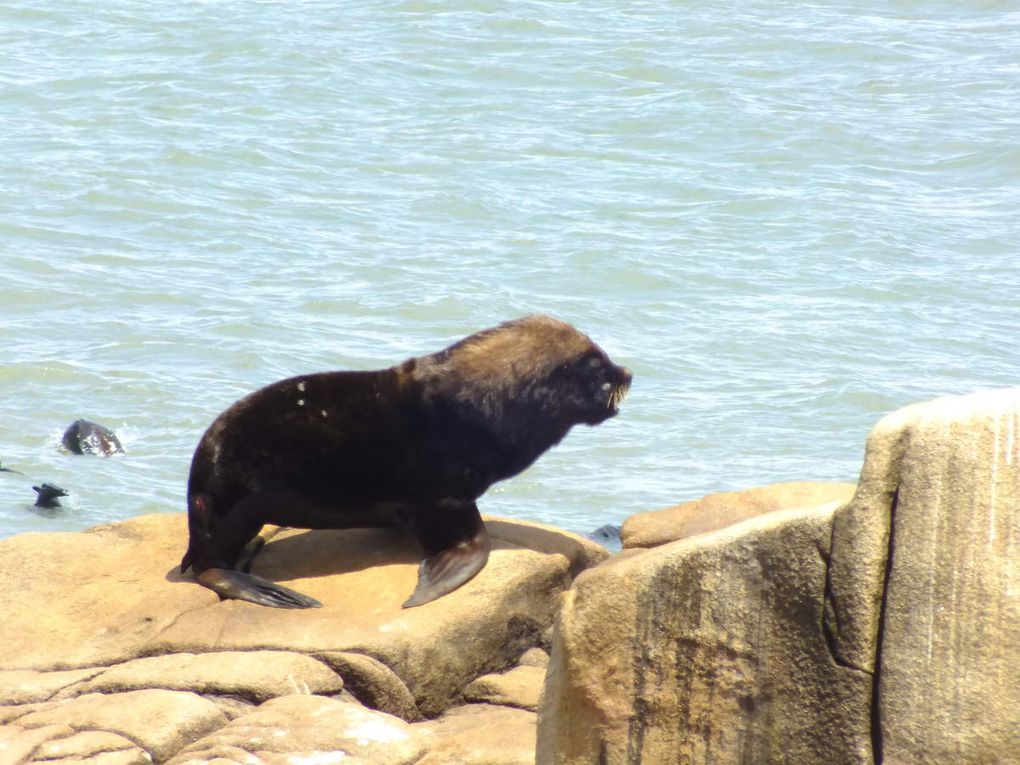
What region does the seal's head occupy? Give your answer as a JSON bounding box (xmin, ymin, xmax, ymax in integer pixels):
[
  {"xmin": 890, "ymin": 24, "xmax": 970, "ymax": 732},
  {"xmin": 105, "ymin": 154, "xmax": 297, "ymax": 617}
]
[
  {"xmin": 62, "ymin": 419, "xmax": 124, "ymax": 456},
  {"xmin": 33, "ymin": 483, "xmax": 68, "ymax": 509},
  {"xmin": 416, "ymin": 315, "xmax": 632, "ymax": 434}
]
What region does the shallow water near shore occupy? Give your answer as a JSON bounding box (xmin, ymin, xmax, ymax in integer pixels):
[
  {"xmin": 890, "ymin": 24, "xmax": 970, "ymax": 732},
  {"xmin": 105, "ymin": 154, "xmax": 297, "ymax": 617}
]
[{"xmin": 1, "ymin": 1, "xmax": 1017, "ymax": 541}]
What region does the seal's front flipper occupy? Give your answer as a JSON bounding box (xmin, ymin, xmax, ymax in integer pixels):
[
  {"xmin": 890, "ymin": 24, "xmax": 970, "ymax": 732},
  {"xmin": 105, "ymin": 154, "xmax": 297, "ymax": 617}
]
[
  {"xmin": 196, "ymin": 568, "xmax": 323, "ymax": 609},
  {"xmin": 403, "ymin": 501, "xmax": 491, "ymax": 608}
]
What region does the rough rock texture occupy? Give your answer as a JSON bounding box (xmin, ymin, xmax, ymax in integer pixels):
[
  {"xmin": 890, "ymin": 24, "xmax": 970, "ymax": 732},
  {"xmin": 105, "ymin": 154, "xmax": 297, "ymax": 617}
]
[
  {"xmin": 65, "ymin": 651, "xmax": 344, "ymax": 703},
  {"xmin": 0, "ymin": 668, "xmax": 104, "ymax": 706},
  {"xmin": 167, "ymin": 696, "xmax": 538, "ymax": 765},
  {"xmin": 517, "ymin": 647, "xmax": 550, "ymax": 669},
  {"xmin": 318, "ymin": 651, "xmax": 421, "ymax": 721},
  {"xmin": 3, "ymin": 689, "xmax": 228, "ymax": 762},
  {"xmin": 538, "ymin": 501, "xmax": 869, "ymax": 764},
  {"xmin": 621, "ymin": 480, "xmax": 856, "ymax": 549},
  {"xmin": 463, "ymin": 664, "xmax": 546, "ymax": 711},
  {"xmin": 826, "ymin": 388, "xmax": 1020, "ymax": 764},
  {"xmin": 539, "ymin": 389, "xmax": 1020, "ymax": 765},
  {"xmin": 166, "ymin": 694, "xmax": 425, "ymax": 765},
  {"xmin": 414, "ymin": 703, "xmax": 538, "ymax": 765},
  {"xmin": 0, "ymin": 512, "xmax": 604, "ymax": 762},
  {"xmin": 0, "ymin": 725, "xmax": 149, "ymax": 765}
]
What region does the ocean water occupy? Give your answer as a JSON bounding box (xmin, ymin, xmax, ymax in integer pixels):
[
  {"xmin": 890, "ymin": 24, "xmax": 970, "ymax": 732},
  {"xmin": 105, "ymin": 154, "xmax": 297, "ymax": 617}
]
[{"xmin": 1, "ymin": 1, "xmax": 1017, "ymax": 543}]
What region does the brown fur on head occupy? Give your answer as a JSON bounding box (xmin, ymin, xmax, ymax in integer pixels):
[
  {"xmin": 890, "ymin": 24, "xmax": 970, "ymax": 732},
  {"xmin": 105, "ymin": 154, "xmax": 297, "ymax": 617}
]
[
  {"xmin": 433, "ymin": 315, "xmax": 594, "ymax": 390},
  {"xmin": 410, "ymin": 315, "xmax": 632, "ymax": 445}
]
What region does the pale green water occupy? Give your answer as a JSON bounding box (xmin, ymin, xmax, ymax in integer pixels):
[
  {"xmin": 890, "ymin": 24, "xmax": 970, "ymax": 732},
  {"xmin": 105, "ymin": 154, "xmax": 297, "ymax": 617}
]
[{"xmin": 1, "ymin": 1, "xmax": 1018, "ymax": 540}]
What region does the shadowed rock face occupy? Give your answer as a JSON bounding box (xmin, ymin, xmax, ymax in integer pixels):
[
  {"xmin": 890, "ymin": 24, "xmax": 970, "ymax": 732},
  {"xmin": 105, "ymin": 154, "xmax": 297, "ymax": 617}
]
[{"xmin": 539, "ymin": 388, "xmax": 1020, "ymax": 765}]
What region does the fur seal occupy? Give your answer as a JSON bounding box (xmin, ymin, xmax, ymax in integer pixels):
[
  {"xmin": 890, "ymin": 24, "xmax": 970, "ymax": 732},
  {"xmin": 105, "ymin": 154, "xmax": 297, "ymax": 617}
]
[
  {"xmin": 181, "ymin": 315, "xmax": 632, "ymax": 609},
  {"xmin": 33, "ymin": 483, "xmax": 68, "ymax": 508},
  {"xmin": 62, "ymin": 419, "xmax": 124, "ymax": 456}
]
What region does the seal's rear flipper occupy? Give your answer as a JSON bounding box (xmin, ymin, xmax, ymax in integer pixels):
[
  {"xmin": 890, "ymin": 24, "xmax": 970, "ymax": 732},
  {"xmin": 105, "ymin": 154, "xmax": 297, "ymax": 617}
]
[
  {"xmin": 196, "ymin": 568, "xmax": 323, "ymax": 609},
  {"xmin": 403, "ymin": 501, "xmax": 491, "ymax": 608}
]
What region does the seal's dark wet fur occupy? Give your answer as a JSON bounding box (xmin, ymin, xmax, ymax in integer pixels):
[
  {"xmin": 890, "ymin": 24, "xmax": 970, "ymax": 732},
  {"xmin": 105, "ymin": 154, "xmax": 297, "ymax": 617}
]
[
  {"xmin": 62, "ymin": 419, "xmax": 124, "ymax": 456},
  {"xmin": 181, "ymin": 315, "xmax": 631, "ymax": 609}
]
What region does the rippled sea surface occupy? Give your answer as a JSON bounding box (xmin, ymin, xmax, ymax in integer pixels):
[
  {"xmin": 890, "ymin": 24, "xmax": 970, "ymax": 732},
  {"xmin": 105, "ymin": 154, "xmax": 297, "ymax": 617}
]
[{"xmin": 2, "ymin": 1, "xmax": 1018, "ymax": 541}]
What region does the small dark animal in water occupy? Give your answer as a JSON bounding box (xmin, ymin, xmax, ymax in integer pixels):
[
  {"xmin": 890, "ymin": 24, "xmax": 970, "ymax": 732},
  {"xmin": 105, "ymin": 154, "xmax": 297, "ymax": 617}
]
[
  {"xmin": 588, "ymin": 523, "xmax": 623, "ymax": 551},
  {"xmin": 33, "ymin": 483, "xmax": 68, "ymax": 508},
  {"xmin": 181, "ymin": 315, "xmax": 632, "ymax": 609},
  {"xmin": 0, "ymin": 460, "xmax": 24, "ymax": 475},
  {"xmin": 62, "ymin": 419, "xmax": 124, "ymax": 456}
]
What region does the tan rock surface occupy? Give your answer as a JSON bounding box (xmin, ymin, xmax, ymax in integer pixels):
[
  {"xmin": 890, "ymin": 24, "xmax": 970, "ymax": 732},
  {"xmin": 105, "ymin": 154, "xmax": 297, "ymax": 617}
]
[
  {"xmin": 826, "ymin": 388, "xmax": 1020, "ymax": 764},
  {"xmin": 517, "ymin": 647, "xmax": 550, "ymax": 668},
  {"xmin": 0, "ymin": 510, "xmax": 606, "ymax": 761},
  {"xmin": 0, "ymin": 515, "xmax": 201, "ymax": 671},
  {"xmin": 63, "ymin": 651, "xmax": 343, "ymax": 703},
  {"xmin": 0, "ymin": 723, "xmax": 74, "ymax": 764},
  {"xmin": 5, "ymin": 689, "xmax": 227, "ymax": 762},
  {"xmin": 538, "ymin": 502, "xmax": 872, "ymax": 764},
  {"xmin": 30, "ymin": 729, "xmax": 147, "ymax": 764},
  {"xmin": 0, "ymin": 668, "xmax": 104, "ymax": 706},
  {"xmin": 414, "ymin": 703, "xmax": 537, "ymax": 765},
  {"xmin": 0, "ymin": 513, "xmax": 603, "ymax": 718},
  {"xmin": 463, "ymin": 664, "xmax": 545, "ymax": 711},
  {"xmin": 621, "ymin": 480, "xmax": 856, "ymax": 548},
  {"xmin": 166, "ymin": 694, "xmax": 424, "ymax": 765}
]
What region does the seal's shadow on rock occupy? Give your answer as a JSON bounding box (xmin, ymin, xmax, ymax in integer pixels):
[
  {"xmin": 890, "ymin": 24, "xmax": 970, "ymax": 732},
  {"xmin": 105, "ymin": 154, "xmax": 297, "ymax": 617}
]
[{"xmin": 165, "ymin": 522, "xmax": 536, "ymax": 586}]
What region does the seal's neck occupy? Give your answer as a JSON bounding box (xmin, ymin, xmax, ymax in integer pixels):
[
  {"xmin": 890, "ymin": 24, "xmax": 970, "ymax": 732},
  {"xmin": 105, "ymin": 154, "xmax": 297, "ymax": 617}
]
[{"xmin": 402, "ymin": 354, "xmax": 575, "ymax": 475}]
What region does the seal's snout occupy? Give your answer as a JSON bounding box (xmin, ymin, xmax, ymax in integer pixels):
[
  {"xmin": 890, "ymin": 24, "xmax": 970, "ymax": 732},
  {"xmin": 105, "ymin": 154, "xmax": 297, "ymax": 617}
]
[
  {"xmin": 606, "ymin": 365, "xmax": 632, "ymax": 413},
  {"xmin": 617, "ymin": 365, "xmax": 633, "ymax": 396}
]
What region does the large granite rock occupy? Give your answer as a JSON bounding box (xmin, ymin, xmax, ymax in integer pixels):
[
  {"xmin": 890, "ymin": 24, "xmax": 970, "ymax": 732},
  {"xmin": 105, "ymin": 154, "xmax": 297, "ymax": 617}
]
[
  {"xmin": 0, "ymin": 512, "xmax": 604, "ymax": 762},
  {"xmin": 537, "ymin": 500, "xmax": 869, "ymax": 764},
  {"xmin": 621, "ymin": 480, "xmax": 856, "ymax": 548},
  {"xmin": 539, "ymin": 388, "xmax": 1020, "ymax": 764},
  {"xmin": 826, "ymin": 388, "xmax": 1020, "ymax": 764}
]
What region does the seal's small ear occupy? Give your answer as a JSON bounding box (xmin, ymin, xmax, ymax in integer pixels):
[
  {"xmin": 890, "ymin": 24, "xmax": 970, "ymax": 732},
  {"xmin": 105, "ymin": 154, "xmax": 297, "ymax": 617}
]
[{"xmin": 403, "ymin": 501, "xmax": 491, "ymax": 608}]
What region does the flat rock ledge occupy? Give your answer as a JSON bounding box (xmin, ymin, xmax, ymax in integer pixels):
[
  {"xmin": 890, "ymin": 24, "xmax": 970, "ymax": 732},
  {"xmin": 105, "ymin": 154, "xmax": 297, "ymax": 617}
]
[
  {"xmin": 0, "ymin": 514, "xmax": 602, "ymax": 764},
  {"xmin": 621, "ymin": 479, "xmax": 857, "ymax": 548}
]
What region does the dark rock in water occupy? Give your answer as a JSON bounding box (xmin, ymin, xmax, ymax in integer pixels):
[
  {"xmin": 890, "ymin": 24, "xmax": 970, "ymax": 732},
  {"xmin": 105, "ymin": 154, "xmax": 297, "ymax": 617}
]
[
  {"xmin": 0, "ymin": 460, "xmax": 24, "ymax": 474},
  {"xmin": 588, "ymin": 524, "xmax": 622, "ymax": 552},
  {"xmin": 33, "ymin": 483, "xmax": 68, "ymax": 509},
  {"xmin": 62, "ymin": 419, "xmax": 124, "ymax": 456}
]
